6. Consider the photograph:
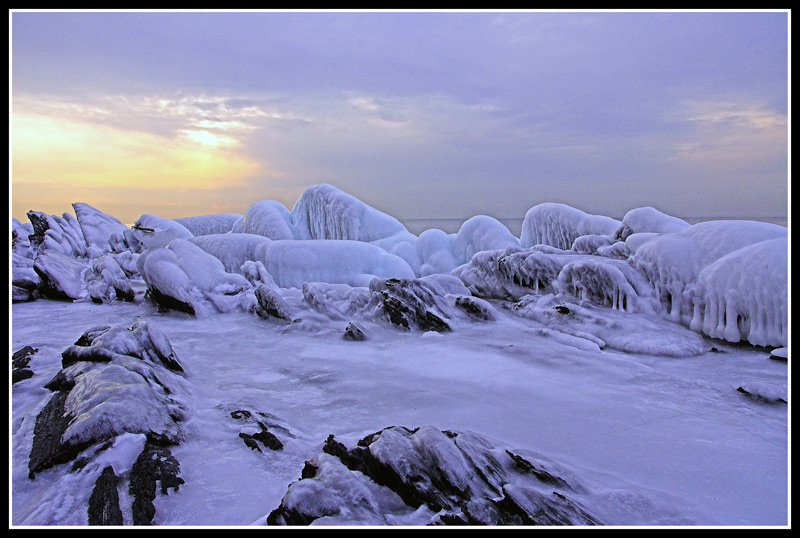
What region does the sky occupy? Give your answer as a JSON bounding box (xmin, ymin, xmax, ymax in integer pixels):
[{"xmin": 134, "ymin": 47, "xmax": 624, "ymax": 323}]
[{"xmin": 10, "ymin": 10, "xmax": 790, "ymax": 225}]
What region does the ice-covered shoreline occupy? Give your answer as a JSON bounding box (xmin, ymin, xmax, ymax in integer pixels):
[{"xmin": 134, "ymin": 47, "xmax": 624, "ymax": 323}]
[{"xmin": 11, "ymin": 183, "xmax": 789, "ymax": 526}]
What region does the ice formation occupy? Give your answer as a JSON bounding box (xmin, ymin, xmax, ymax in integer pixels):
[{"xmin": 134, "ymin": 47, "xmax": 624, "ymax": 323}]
[
  {"xmin": 520, "ymin": 203, "xmax": 621, "ymax": 250},
  {"xmin": 691, "ymin": 237, "xmax": 788, "ymax": 347},
  {"xmin": 174, "ymin": 213, "xmax": 243, "ymax": 236},
  {"xmin": 10, "ymin": 186, "xmax": 788, "ymax": 348},
  {"xmin": 614, "ymin": 206, "xmax": 690, "ymax": 241}
]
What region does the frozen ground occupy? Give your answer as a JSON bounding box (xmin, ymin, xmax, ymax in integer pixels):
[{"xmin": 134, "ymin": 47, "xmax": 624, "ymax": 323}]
[{"xmin": 11, "ymin": 297, "xmax": 788, "ymax": 526}]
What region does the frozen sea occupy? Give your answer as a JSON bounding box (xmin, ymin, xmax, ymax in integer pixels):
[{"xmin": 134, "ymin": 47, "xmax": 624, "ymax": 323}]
[{"xmin": 11, "ymin": 296, "xmax": 788, "ymax": 527}]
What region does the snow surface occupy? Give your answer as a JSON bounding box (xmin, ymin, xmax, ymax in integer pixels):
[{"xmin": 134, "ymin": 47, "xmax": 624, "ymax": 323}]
[{"xmin": 9, "ymin": 186, "xmax": 790, "ymax": 527}]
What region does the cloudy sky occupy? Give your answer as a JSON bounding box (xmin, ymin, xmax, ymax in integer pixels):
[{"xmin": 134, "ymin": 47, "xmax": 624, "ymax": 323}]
[{"xmin": 11, "ymin": 10, "xmax": 789, "ymax": 225}]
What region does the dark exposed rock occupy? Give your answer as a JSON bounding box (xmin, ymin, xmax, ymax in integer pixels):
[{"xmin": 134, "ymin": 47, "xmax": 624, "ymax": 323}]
[
  {"xmin": 454, "ymin": 295, "xmax": 495, "ymax": 321},
  {"xmin": 553, "ymin": 304, "xmax": 572, "ymax": 315},
  {"xmin": 129, "ymin": 441, "xmax": 184, "ymax": 525},
  {"xmin": 239, "ymin": 429, "xmax": 284, "ymax": 452},
  {"xmin": 506, "ymin": 450, "xmax": 571, "ymax": 490},
  {"xmin": 147, "ymin": 287, "xmax": 195, "ymax": 315},
  {"xmin": 230, "ymin": 407, "xmax": 287, "ymax": 452},
  {"xmin": 736, "ymin": 386, "xmax": 787, "ymax": 404},
  {"xmin": 87, "ymin": 466, "xmax": 124, "ymax": 526},
  {"xmin": 269, "ymin": 426, "xmax": 600, "ymax": 526},
  {"xmin": 12, "ymin": 345, "xmax": 38, "ymax": 384},
  {"xmin": 343, "ymin": 322, "xmax": 367, "ymax": 341},
  {"xmin": 254, "ymin": 284, "xmax": 293, "ymax": 321},
  {"xmin": 365, "ymin": 278, "xmax": 451, "ymax": 332},
  {"xmin": 28, "ymin": 391, "xmax": 89, "ymax": 478}
]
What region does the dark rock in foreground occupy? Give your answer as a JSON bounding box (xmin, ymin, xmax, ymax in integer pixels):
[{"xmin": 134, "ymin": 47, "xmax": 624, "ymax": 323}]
[
  {"xmin": 268, "ymin": 425, "xmax": 599, "ymax": 526},
  {"xmin": 364, "ymin": 279, "xmax": 452, "ymax": 332},
  {"xmin": 88, "ymin": 466, "xmax": 124, "ymax": 526},
  {"xmin": 343, "ymin": 322, "xmax": 367, "ymax": 341},
  {"xmin": 129, "ymin": 439, "xmax": 184, "ymax": 525},
  {"xmin": 12, "ymin": 345, "xmax": 38, "ymax": 384}
]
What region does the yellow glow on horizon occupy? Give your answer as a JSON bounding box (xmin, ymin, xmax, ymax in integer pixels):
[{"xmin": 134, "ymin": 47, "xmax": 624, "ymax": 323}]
[{"xmin": 12, "ymin": 113, "xmax": 261, "ymax": 191}]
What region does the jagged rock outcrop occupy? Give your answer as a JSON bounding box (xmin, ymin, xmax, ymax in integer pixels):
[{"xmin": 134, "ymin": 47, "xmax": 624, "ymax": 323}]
[
  {"xmin": 362, "ymin": 279, "xmax": 452, "ymax": 332},
  {"xmin": 268, "ymin": 426, "xmax": 600, "ymax": 526}
]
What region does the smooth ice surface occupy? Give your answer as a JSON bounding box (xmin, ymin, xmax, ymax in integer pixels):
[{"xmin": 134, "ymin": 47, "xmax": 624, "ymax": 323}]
[{"xmin": 11, "ymin": 299, "xmax": 788, "ymax": 526}]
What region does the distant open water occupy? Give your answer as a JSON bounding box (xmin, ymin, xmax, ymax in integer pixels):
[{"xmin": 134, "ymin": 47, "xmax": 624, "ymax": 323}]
[{"xmin": 399, "ymin": 216, "xmax": 788, "ymax": 236}]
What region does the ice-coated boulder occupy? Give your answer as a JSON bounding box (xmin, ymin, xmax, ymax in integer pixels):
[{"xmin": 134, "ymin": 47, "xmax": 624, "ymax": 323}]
[
  {"xmin": 174, "ymin": 213, "xmax": 243, "ymax": 236},
  {"xmin": 72, "ymin": 203, "xmax": 129, "ymax": 257},
  {"xmin": 614, "ymin": 206, "xmax": 690, "ymax": 241},
  {"xmin": 691, "ymin": 237, "xmax": 788, "ymax": 347},
  {"xmin": 268, "ymin": 426, "xmax": 600, "ymax": 526},
  {"xmin": 241, "ymin": 200, "xmax": 298, "ymax": 240},
  {"xmin": 137, "ymin": 239, "xmax": 253, "ymax": 315},
  {"xmin": 29, "ymin": 322, "xmax": 188, "ymax": 479},
  {"xmin": 520, "ymin": 203, "xmax": 620, "ymax": 250},
  {"xmin": 33, "ymin": 250, "xmax": 87, "ymax": 301}
]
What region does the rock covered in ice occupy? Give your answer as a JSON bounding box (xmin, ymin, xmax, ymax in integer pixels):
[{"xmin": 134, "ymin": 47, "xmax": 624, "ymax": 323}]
[
  {"xmin": 291, "ymin": 183, "xmax": 412, "ymax": 244},
  {"xmin": 555, "ymin": 257, "xmax": 656, "ymax": 313},
  {"xmin": 615, "ymin": 206, "xmax": 690, "ymax": 241},
  {"xmin": 241, "ymin": 200, "xmax": 298, "ymax": 240},
  {"xmin": 629, "ymin": 220, "xmax": 787, "ymax": 335},
  {"xmin": 131, "ymin": 214, "xmax": 194, "ymax": 248},
  {"xmin": 174, "ymin": 213, "xmax": 243, "ymax": 236},
  {"xmin": 453, "ymin": 247, "xmax": 569, "ymax": 300},
  {"xmin": 570, "ymin": 234, "xmax": 616, "ymax": 255},
  {"xmin": 85, "ymin": 254, "xmax": 138, "ymax": 303},
  {"xmin": 257, "ymin": 240, "xmax": 416, "ymax": 289},
  {"xmin": 520, "ymin": 203, "xmax": 620, "ymax": 250},
  {"xmin": 29, "ymin": 322, "xmax": 188, "ymax": 478},
  {"xmin": 61, "ymin": 321, "xmax": 185, "ymax": 373},
  {"xmin": 253, "ymin": 284, "xmax": 293, "ymax": 322},
  {"xmin": 137, "ymin": 239, "xmax": 252, "ymax": 315},
  {"xmin": 454, "ymin": 215, "xmax": 520, "ymax": 264},
  {"xmin": 360, "ymin": 278, "xmax": 453, "ymax": 332},
  {"xmin": 416, "ymin": 228, "xmax": 460, "ymax": 276},
  {"xmin": 27, "ymin": 210, "xmax": 89, "ymax": 258},
  {"xmin": 513, "ymin": 294, "xmax": 708, "ymax": 357},
  {"xmin": 189, "ymin": 233, "xmax": 272, "ymax": 274},
  {"xmin": 268, "ymin": 426, "xmax": 600, "ymax": 526},
  {"xmin": 691, "ymin": 237, "xmax": 788, "ymax": 347},
  {"xmin": 33, "ymin": 250, "xmax": 87, "ymax": 301},
  {"xmin": 72, "ymin": 203, "xmax": 129, "ymax": 257}
]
